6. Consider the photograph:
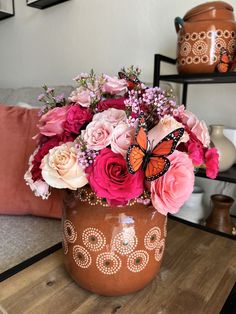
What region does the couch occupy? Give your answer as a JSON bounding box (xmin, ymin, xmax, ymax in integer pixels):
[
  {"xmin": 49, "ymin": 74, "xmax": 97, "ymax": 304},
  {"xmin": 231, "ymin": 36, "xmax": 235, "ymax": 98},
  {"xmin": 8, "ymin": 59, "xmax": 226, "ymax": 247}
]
[{"xmin": 0, "ymin": 86, "xmax": 73, "ymax": 274}]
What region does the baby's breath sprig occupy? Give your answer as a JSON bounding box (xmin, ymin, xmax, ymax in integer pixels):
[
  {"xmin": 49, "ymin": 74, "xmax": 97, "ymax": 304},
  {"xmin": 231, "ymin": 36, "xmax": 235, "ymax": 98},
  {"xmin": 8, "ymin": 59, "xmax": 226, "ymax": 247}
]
[
  {"xmin": 120, "ymin": 65, "xmax": 141, "ymax": 78},
  {"xmin": 37, "ymin": 85, "xmax": 66, "ymax": 115},
  {"xmin": 75, "ymin": 136, "xmax": 99, "ymax": 170}
]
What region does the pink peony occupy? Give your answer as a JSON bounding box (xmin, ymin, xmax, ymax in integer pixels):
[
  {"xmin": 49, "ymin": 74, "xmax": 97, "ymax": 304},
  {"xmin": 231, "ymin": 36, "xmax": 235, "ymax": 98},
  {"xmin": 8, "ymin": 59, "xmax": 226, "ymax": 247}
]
[
  {"xmin": 102, "ymin": 75, "xmax": 127, "ymax": 96},
  {"xmin": 111, "ymin": 123, "xmax": 135, "ymax": 157},
  {"xmin": 178, "ymin": 110, "xmax": 210, "ymax": 147},
  {"xmin": 150, "ymin": 151, "xmax": 194, "ymax": 215},
  {"xmin": 93, "ymin": 108, "xmax": 127, "ymax": 127},
  {"xmin": 187, "ymin": 142, "xmax": 204, "ymax": 166},
  {"xmin": 82, "ymin": 120, "xmax": 113, "ymax": 150},
  {"xmin": 97, "ymin": 97, "xmax": 126, "ymax": 111},
  {"xmin": 38, "ymin": 106, "xmax": 68, "ymax": 137},
  {"xmin": 64, "ymin": 105, "xmax": 93, "ymax": 134},
  {"xmin": 86, "ymin": 148, "xmax": 144, "ymax": 205},
  {"xmin": 205, "ymin": 147, "xmax": 219, "ymax": 179}
]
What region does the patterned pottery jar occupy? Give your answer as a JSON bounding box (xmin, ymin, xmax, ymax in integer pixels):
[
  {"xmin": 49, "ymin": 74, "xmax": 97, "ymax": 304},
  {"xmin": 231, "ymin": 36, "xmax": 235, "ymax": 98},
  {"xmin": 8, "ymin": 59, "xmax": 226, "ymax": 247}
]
[
  {"xmin": 175, "ymin": 1, "xmax": 236, "ymax": 74},
  {"xmin": 62, "ymin": 187, "xmax": 167, "ymax": 296}
]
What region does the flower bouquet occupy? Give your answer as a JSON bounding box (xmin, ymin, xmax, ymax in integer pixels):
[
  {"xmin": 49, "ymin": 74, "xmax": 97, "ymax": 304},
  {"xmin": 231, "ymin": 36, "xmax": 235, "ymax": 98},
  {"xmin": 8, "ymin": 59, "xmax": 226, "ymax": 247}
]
[{"xmin": 25, "ymin": 66, "xmax": 219, "ymax": 296}]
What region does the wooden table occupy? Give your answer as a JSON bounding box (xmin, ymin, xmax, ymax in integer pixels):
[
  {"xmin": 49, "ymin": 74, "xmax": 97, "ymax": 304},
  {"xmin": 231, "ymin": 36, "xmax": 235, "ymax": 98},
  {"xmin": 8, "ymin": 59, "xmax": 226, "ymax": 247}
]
[{"xmin": 1, "ymin": 220, "xmax": 236, "ymax": 314}]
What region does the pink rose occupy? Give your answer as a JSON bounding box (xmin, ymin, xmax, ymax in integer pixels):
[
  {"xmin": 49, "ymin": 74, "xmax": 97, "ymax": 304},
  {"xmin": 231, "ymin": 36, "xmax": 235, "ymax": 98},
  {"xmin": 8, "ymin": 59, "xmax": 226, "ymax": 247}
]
[
  {"xmin": 93, "ymin": 108, "xmax": 127, "ymax": 127},
  {"xmin": 205, "ymin": 147, "xmax": 219, "ymax": 179},
  {"xmin": 102, "ymin": 75, "xmax": 127, "ymax": 96},
  {"xmin": 38, "ymin": 106, "xmax": 68, "ymax": 137},
  {"xmin": 69, "ymin": 84, "xmax": 100, "ymax": 107},
  {"xmin": 82, "ymin": 120, "xmax": 113, "ymax": 150},
  {"xmin": 187, "ymin": 142, "xmax": 204, "ymax": 166},
  {"xmin": 179, "ymin": 110, "xmax": 210, "ymax": 147},
  {"xmin": 148, "ymin": 115, "xmax": 188, "ymax": 146},
  {"xmin": 97, "ymin": 97, "xmax": 126, "ymax": 111},
  {"xmin": 151, "ymin": 151, "xmax": 194, "ymax": 215},
  {"xmin": 111, "ymin": 123, "xmax": 135, "ymax": 157},
  {"xmin": 64, "ymin": 105, "xmax": 93, "ymax": 134},
  {"xmin": 86, "ymin": 148, "xmax": 144, "ymax": 205}
]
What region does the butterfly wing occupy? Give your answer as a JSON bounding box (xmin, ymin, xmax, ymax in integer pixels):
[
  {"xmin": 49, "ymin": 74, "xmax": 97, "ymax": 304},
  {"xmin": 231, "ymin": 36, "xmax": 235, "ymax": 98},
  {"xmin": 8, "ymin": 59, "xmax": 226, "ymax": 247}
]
[
  {"xmin": 216, "ymin": 48, "xmax": 230, "ymax": 73},
  {"xmin": 126, "ymin": 145, "xmax": 145, "ymax": 174},
  {"xmin": 152, "ymin": 128, "xmax": 184, "ymax": 157},
  {"xmin": 126, "ymin": 113, "xmax": 148, "ymax": 173},
  {"xmin": 217, "ymin": 62, "xmax": 229, "ymax": 73},
  {"xmin": 145, "ymin": 156, "xmax": 170, "ymax": 181},
  {"xmin": 136, "ymin": 114, "xmax": 148, "ymax": 152},
  {"xmin": 144, "ymin": 128, "xmax": 184, "ymax": 181}
]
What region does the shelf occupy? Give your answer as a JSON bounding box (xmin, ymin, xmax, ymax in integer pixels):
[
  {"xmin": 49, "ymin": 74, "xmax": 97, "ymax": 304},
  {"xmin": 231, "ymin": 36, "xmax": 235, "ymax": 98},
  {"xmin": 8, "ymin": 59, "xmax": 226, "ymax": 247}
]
[
  {"xmin": 168, "ymin": 215, "xmax": 236, "ymax": 241},
  {"xmin": 195, "ymin": 165, "xmax": 236, "ymax": 184},
  {"xmin": 159, "ymin": 72, "xmax": 236, "ymax": 84},
  {"xmin": 0, "ymin": 11, "xmax": 14, "ymax": 21},
  {"xmin": 27, "ymin": 0, "xmax": 70, "ymax": 9}
]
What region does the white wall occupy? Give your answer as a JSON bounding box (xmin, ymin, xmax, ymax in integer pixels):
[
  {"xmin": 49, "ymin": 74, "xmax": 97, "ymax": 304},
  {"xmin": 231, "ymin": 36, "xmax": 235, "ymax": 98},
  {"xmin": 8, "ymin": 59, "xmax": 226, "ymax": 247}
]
[
  {"xmin": 0, "ymin": 0, "xmax": 235, "ymax": 123},
  {"xmin": 0, "ymin": 0, "xmax": 235, "ymax": 127}
]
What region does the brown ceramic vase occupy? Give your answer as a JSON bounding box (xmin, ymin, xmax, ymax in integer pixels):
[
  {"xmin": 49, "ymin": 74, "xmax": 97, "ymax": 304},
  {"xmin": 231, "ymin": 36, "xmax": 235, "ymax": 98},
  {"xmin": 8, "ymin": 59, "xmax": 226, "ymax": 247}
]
[
  {"xmin": 175, "ymin": 1, "xmax": 236, "ymax": 73},
  {"xmin": 205, "ymin": 194, "xmax": 235, "ymax": 234},
  {"xmin": 62, "ymin": 187, "xmax": 167, "ymax": 296}
]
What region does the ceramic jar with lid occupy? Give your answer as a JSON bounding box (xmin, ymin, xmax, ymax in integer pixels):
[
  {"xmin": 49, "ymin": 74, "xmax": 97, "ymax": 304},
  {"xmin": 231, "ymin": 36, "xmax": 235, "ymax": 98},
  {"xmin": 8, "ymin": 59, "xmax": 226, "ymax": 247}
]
[{"xmin": 175, "ymin": 1, "xmax": 236, "ymax": 74}]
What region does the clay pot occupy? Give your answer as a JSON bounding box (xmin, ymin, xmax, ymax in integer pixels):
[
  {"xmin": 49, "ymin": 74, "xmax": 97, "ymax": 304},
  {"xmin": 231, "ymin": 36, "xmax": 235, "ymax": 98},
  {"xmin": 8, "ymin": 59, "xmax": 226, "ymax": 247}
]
[
  {"xmin": 205, "ymin": 194, "xmax": 235, "ymax": 234},
  {"xmin": 175, "ymin": 1, "xmax": 236, "ymax": 74},
  {"xmin": 62, "ymin": 187, "xmax": 167, "ymax": 296},
  {"xmin": 210, "ymin": 124, "xmax": 236, "ymax": 172}
]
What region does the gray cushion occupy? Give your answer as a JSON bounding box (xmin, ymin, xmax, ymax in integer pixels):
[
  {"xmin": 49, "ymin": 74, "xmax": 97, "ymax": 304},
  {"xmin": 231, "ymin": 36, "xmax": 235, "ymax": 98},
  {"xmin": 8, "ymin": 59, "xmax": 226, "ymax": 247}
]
[
  {"xmin": 0, "ymin": 86, "xmax": 74, "ymax": 107},
  {"xmin": 0, "ymin": 88, "xmax": 14, "ymax": 103}
]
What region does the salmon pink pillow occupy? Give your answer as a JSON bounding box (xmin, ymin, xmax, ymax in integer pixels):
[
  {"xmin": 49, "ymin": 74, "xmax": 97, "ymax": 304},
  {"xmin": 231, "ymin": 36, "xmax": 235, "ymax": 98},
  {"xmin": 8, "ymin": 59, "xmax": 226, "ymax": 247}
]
[{"xmin": 0, "ymin": 105, "xmax": 62, "ymax": 218}]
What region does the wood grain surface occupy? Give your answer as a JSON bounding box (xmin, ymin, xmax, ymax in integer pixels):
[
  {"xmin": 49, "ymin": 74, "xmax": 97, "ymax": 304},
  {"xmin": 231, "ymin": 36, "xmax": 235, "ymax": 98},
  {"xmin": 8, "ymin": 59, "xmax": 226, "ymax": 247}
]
[{"xmin": 1, "ymin": 220, "xmax": 236, "ymax": 314}]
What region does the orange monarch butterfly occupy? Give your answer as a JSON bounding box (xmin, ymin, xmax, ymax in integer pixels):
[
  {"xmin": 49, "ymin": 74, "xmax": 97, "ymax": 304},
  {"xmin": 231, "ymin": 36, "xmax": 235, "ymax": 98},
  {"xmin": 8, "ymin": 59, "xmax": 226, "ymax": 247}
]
[
  {"xmin": 126, "ymin": 114, "xmax": 184, "ymax": 181},
  {"xmin": 118, "ymin": 71, "xmax": 141, "ymax": 90},
  {"xmin": 216, "ymin": 48, "xmax": 230, "ymax": 73}
]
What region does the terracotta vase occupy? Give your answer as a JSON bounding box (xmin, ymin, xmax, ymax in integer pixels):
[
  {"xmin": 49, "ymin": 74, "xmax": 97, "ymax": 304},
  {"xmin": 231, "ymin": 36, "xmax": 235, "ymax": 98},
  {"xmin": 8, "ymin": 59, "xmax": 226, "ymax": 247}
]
[
  {"xmin": 210, "ymin": 124, "xmax": 236, "ymax": 172},
  {"xmin": 205, "ymin": 194, "xmax": 235, "ymax": 234},
  {"xmin": 175, "ymin": 1, "xmax": 236, "ymax": 74},
  {"xmin": 62, "ymin": 187, "xmax": 167, "ymax": 296}
]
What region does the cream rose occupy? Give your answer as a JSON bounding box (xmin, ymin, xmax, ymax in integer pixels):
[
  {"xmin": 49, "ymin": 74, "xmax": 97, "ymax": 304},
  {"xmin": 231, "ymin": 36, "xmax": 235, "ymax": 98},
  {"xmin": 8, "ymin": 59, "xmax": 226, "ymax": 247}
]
[
  {"xmin": 93, "ymin": 108, "xmax": 127, "ymax": 127},
  {"xmin": 148, "ymin": 115, "xmax": 188, "ymax": 147},
  {"xmin": 82, "ymin": 120, "xmax": 113, "ymax": 150},
  {"xmin": 111, "ymin": 123, "xmax": 135, "ymax": 157},
  {"xmin": 178, "ymin": 109, "xmax": 210, "ymax": 147},
  {"xmin": 41, "ymin": 142, "xmax": 88, "ymax": 190}
]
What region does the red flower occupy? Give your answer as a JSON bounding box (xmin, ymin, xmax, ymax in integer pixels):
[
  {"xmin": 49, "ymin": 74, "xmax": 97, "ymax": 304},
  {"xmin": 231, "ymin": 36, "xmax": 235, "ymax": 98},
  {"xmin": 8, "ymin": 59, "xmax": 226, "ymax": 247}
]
[
  {"xmin": 86, "ymin": 148, "xmax": 144, "ymax": 205},
  {"xmin": 187, "ymin": 142, "xmax": 204, "ymax": 166},
  {"xmin": 205, "ymin": 147, "xmax": 219, "ymax": 179},
  {"xmin": 97, "ymin": 97, "xmax": 126, "ymax": 112},
  {"xmin": 64, "ymin": 104, "xmax": 93, "ymax": 134}
]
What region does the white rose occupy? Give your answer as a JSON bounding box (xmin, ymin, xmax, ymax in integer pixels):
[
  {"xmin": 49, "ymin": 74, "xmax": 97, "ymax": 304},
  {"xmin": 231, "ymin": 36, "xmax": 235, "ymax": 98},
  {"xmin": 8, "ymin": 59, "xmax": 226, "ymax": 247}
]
[
  {"xmin": 148, "ymin": 115, "xmax": 189, "ymax": 147},
  {"xmin": 41, "ymin": 142, "xmax": 88, "ymax": 190}
]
